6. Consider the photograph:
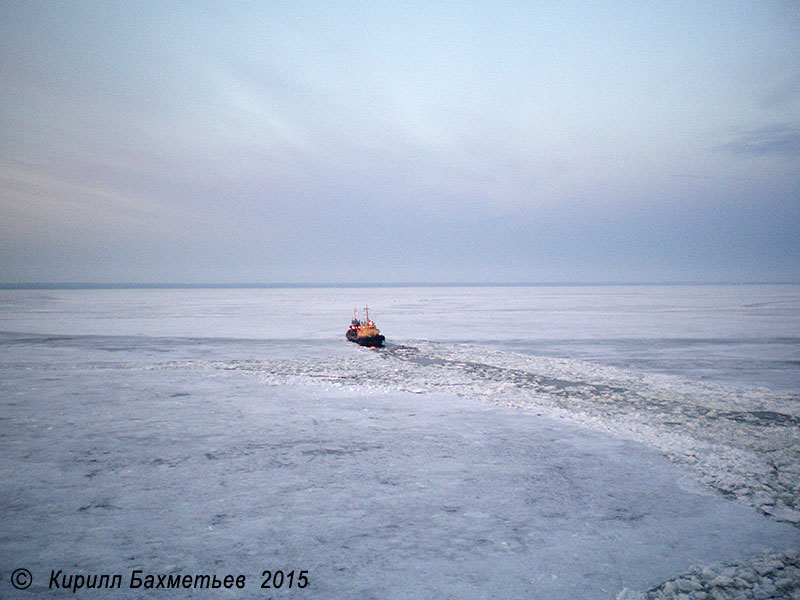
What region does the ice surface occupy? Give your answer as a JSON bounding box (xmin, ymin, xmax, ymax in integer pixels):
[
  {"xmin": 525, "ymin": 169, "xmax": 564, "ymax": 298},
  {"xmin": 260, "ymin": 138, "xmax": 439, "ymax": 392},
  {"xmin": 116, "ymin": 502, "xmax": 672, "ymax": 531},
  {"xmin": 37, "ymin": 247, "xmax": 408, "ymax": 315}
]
[
  {"xmin": 1, "ymin": 285, "xmax": 798, "ymax": 598},
  {"xmin": 2, "ymin": 362, "xmax": 797, "ymax": 599}
]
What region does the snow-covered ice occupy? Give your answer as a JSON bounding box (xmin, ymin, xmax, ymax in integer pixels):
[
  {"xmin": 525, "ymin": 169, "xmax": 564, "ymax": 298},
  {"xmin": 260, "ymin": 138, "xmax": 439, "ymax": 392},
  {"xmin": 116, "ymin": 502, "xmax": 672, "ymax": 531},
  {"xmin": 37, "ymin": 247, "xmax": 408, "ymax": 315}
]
[{"xmin": 1, "ymin": 285, "xmax": 798, "ymax": 598}]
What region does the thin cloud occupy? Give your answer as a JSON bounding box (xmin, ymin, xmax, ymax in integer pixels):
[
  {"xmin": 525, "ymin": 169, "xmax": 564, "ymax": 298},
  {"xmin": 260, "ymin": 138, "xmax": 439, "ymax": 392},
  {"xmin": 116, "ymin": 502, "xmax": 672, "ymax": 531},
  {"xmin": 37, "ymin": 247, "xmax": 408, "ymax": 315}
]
[{"xmin": 718, "ymin": 124, "xmax": 800, "ymax": 157}]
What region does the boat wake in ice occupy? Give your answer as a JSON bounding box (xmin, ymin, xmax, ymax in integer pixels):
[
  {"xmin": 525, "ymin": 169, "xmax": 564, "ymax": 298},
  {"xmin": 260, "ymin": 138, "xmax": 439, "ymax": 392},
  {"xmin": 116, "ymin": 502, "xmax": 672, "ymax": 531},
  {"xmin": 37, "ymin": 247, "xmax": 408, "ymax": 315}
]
[{"xmin": 154, "ymin": 339, "xmax": 800, "ymax": 528}]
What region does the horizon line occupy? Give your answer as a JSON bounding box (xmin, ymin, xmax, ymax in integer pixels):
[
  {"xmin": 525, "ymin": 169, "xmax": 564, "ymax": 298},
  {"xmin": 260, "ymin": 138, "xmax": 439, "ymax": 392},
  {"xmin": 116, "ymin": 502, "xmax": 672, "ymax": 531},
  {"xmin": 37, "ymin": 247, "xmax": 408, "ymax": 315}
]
[{"xmin": 1, "ymin": 280, "xmax": 798, "ymax": 290}]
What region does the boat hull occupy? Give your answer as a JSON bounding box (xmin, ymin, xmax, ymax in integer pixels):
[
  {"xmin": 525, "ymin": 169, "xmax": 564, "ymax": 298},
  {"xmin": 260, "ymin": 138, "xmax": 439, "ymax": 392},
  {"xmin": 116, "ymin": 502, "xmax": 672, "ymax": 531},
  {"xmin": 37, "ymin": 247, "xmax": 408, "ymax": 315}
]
[{"xmin": 346, "ymin": 330, "xmax": 385, "ymax": 347}]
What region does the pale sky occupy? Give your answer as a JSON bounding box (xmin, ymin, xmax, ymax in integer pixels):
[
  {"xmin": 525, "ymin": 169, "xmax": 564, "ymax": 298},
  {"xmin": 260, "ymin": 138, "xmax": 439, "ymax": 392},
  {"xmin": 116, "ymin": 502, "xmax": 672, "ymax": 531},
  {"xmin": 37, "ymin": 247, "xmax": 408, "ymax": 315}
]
[{"xmin": 1, "ymin": 1, "xmax": 799, "ymax": 283}]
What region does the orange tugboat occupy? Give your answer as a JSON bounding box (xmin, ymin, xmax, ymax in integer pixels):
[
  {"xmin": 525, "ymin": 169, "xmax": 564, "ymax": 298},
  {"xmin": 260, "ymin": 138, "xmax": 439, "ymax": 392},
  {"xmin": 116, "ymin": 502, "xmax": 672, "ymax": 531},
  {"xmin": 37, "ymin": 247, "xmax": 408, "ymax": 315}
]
[{"xmin": 346, "ymin": 306, "xmax": 385, "ymax": 347}]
